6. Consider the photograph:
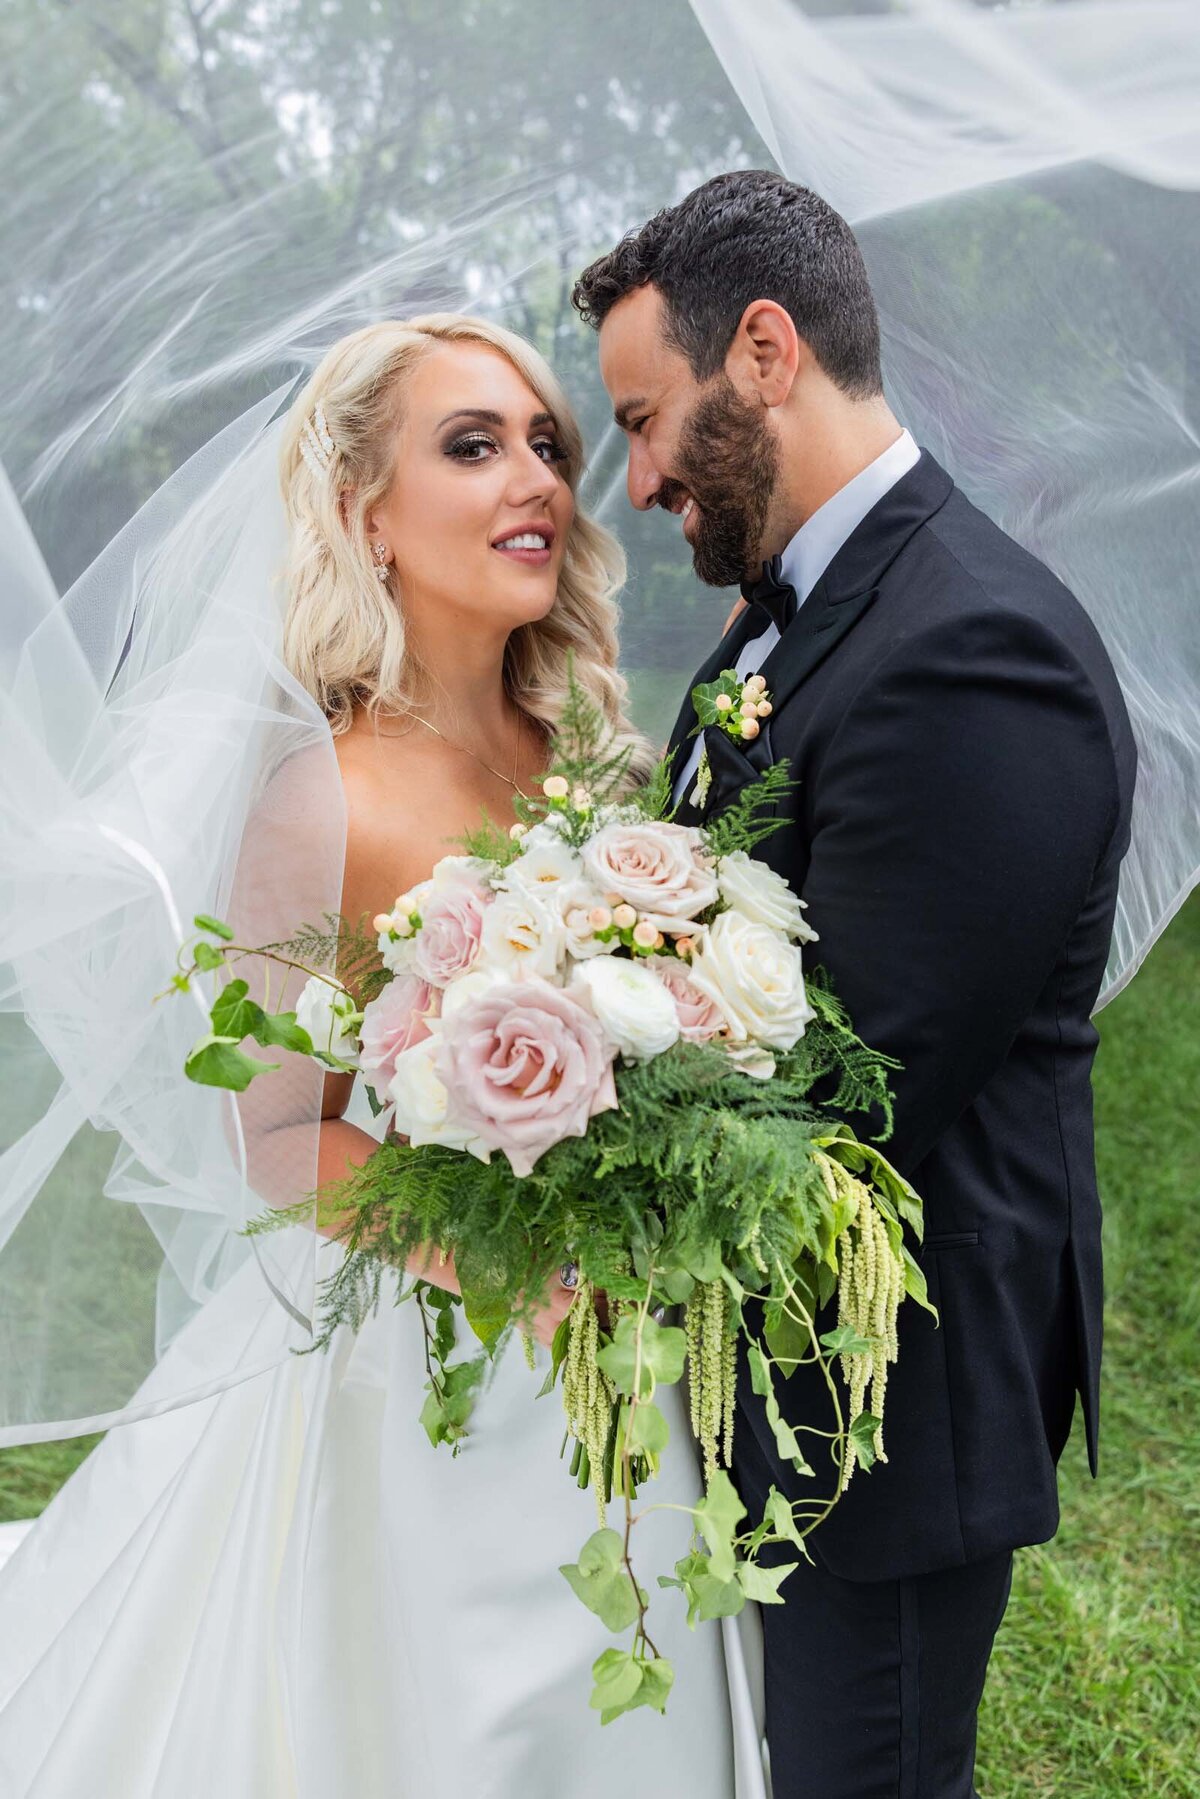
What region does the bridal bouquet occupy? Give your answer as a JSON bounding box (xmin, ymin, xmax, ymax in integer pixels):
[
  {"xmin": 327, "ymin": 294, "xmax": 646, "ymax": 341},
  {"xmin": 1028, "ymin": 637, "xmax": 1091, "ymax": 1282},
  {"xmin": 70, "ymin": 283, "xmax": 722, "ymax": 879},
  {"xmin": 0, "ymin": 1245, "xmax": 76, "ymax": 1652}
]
[{"xmin": 169, "ymin": 686, "xmax": 932, "ymax": 1725}]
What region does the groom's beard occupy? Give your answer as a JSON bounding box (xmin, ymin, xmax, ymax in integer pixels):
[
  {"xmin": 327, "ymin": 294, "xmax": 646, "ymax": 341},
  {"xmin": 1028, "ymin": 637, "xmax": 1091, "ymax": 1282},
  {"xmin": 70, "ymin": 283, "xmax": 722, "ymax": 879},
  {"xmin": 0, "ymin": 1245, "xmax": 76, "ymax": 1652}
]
[{"xmin": 657, "ymin": 375, "xmax": 780, "ymax": 588}]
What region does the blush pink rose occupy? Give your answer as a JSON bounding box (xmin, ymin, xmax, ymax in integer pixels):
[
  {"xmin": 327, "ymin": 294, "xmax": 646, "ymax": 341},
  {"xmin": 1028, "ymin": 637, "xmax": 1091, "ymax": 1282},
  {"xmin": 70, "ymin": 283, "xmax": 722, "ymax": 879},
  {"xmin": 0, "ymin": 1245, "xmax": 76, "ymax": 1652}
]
[
  {"xmin": 411, "ymin": 880, "xmax": 490, "ymax": 987},
  {"xmin": 648, "ymin": 955, "xmax": 729, "ymax": 1043},
  {"xmin": 582, "ymin": 820, "xmax": 718, "ymax": 926},
  {"xmin": 434, "ymin": 977, "xmax": 617, "ymax": 1176},
  {"xmin": 358, "ymin": 973, "xmax": 436, "ymax": 1089}
]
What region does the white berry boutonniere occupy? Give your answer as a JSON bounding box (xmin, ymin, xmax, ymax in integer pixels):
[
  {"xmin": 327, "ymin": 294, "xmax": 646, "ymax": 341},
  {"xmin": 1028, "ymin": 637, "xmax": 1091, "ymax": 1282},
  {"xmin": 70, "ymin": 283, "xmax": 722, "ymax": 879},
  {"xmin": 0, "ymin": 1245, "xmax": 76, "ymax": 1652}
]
[
  {"xmin": 688, "ymin": 668, "xmax": 774, "ymax": 809},
  {"xmin": 691, "ymin": 667, "xmax": 774, "ymax": 743}
]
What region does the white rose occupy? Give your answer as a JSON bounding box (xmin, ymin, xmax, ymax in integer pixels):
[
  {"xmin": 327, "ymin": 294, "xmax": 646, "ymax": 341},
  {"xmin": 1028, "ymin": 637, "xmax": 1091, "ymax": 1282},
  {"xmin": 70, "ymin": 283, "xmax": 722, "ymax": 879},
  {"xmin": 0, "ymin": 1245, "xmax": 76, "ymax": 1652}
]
[
  {"xmin": 386, "ymin": 1037, "xmax": 489, "ymax": 1159},
  {"xmin": 688, "ymin": 910, "xmax": 814, "ymax": 1050},
  {"xmin": 477, "ymin": 884, "xmax": 565, "ymax": 980},
  {"xmin": 717, "ymin": 851, "xmax": 817, "ymax": 942},
  {"xmin": 572, "ymin": 957, "xmax": 680, "ymax": 1062},
  {"xmin": 295, "ymin": 975, "xmax": 361, "ymax": 1067}
]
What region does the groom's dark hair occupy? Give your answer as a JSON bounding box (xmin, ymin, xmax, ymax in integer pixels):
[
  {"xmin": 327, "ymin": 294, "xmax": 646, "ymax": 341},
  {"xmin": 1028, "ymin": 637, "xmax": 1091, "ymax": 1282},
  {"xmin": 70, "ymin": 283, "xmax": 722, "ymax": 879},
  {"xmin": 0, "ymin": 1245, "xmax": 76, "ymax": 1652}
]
[{"xmin": 573, "ymin": 170, "xmax": 883, "ymax": 400}]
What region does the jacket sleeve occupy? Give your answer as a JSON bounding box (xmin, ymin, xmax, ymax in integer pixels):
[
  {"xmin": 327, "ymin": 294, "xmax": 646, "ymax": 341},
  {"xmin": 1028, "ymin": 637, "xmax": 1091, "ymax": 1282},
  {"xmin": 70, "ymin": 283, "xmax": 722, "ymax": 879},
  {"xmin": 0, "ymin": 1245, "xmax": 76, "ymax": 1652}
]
[{"xmin": 800, "ymin": 606, "xmax": 1120, "ymax": 1176}]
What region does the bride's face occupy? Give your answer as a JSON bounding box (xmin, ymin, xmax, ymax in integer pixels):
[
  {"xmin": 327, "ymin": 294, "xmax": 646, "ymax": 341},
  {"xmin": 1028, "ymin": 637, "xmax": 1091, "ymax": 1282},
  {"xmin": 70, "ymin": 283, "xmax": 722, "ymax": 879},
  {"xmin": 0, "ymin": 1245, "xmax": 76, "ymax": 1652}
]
[{"xmin": 369, "ymin": 342, "xmax": 575, "ymax": 640}]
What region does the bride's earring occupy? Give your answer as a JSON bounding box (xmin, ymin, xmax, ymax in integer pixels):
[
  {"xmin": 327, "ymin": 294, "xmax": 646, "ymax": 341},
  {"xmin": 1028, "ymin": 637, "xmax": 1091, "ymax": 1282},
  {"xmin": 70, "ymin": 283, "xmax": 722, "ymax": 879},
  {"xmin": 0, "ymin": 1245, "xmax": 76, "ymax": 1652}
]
[{"xmin": 371, "ymin": 542, "xmax": 390, "ymax": 584}]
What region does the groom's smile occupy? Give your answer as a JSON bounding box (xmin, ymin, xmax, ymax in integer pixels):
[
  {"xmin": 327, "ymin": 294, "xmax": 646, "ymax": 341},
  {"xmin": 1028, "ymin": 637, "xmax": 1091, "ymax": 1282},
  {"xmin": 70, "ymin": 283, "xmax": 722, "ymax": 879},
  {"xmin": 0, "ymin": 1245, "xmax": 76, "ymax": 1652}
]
[{"xmin": 597, "ymin": 284, "xmax": 781, "ymax": 588}]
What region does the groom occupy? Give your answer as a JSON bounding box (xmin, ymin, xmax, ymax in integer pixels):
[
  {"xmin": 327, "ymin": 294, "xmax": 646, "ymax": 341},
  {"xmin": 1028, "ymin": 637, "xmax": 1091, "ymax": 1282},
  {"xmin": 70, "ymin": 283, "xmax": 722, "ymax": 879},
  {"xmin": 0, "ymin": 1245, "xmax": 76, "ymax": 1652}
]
[{"xmin": 575, "ymin": 171, "xmax": 1136, "ymax": 1797}]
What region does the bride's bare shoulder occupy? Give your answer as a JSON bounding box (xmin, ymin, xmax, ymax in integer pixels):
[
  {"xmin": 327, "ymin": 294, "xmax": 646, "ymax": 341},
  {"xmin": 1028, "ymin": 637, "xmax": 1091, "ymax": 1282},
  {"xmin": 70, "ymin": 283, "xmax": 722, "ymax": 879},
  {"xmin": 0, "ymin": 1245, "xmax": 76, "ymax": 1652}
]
[{"xmin": 334, "ymin": 720, "xmax": 456, "ymax": 910}]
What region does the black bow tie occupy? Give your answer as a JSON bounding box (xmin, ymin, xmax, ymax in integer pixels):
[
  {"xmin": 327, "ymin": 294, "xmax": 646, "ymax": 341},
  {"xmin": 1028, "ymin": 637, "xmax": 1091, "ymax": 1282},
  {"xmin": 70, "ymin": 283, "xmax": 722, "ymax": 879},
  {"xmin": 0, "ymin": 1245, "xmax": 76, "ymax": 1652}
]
[{"xmin": 740, "ymin": 556, "xmax": 798, "ymax": 633}]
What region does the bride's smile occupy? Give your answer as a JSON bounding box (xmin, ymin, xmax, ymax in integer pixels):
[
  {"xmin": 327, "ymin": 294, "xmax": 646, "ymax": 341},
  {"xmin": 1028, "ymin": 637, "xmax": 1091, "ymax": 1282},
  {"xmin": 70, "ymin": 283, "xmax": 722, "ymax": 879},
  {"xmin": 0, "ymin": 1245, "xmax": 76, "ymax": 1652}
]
[{"xmin": 367, "ymin": 341, "xmax": 576, "ymax": 645}]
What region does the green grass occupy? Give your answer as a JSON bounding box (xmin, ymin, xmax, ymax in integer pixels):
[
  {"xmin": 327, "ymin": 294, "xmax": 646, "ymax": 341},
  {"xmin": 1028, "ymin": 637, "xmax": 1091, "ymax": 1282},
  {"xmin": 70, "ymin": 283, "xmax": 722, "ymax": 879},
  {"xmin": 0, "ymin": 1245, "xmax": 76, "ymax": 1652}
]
[
  {"xmin": 2, "ymin": 901, "xmax": 1197, "ymax": 1798},
  {"xmin": 977, "ymin": 893, "xmax": 1200, "ymax": 1797}
]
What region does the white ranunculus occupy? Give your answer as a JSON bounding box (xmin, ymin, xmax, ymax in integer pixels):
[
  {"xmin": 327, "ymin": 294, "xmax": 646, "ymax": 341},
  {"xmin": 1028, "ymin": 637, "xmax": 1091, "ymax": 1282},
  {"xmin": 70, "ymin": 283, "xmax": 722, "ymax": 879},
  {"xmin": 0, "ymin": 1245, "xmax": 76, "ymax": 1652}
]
[
  {"xmin": 572, "ymin": 957, "xmax": 680, "ymax": 1062},
  {"xmin": 688, "ymin": 910, "xmax": 814, "ymax": 1051},
  {"xmin": 717, "ymin": 851, "xmax": 817, "ymax": 942},
  {"xmin": 295, "ymin": 975, "xmax": 361, "ymax": 1067},
  {"xmin": 387, "ymin": 1036, "xmax": 489, "ymax": 1159},
  {"xmin": 477, "ymin": 884, "xmax": 566, "ymax": 980},
  {"xmin": 503, "ymin": 835, "xmax": 586, "ymax": 903}
]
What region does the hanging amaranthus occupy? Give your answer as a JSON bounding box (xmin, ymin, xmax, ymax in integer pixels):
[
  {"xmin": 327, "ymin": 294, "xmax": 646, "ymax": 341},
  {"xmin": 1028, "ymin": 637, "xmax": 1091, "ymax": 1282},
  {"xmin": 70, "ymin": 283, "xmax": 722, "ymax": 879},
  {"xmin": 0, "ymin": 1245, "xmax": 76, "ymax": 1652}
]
[
  {"xmin": 828, "ymin": 1155, "xmax": 904, "ymax": 1487},
  {"xmin": 684, "ymin": 1278, "xmax": 738, "ymax": 1480},
  {"xmin": 561, "ymin": 1273, "xmax": 618, "ymax": 1522}
]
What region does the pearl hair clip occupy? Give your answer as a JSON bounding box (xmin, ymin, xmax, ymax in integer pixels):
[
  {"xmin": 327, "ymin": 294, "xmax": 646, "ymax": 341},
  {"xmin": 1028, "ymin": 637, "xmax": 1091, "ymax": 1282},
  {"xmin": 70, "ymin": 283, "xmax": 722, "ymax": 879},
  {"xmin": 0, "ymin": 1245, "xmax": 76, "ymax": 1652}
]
[{"xmin": 299, "ymin": 402, "xmax": 336, "ymax": 479}]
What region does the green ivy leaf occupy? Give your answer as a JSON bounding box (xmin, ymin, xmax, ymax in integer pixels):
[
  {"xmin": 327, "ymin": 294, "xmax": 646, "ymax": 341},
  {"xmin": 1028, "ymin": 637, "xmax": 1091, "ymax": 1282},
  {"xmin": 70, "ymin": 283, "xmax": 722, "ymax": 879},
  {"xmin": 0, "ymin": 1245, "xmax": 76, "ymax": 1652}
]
[
  {"xmin": 210, "ymin": 978, "xmax": 264, "ymax": 1043},
  {"xmin": 766, "ymin": 1488, "xmax": 809, "ymax": 1553},
  {"xmin": 636, "ymin": 1656, "xmax": 675, "ymax": 1715},
  {"xmin": 625, "ymin": 1399, "xmax": 670, "ymax": 1458},
  {"xmin": 820, "ymin": 1323, "xmax": 873, "ymax": 1357},
  {"xmin": 747, "ymin": 1340, "xmax": 772, "ymax": 1399},
  {"xmin": 596, "ymin": 1313, "xmax": 686, "ymax": 1399},
  {"xmin": 693, "ymin": 1469, "xmax": 746, "ymax": 1583},
  {"xmin": 194, "ymin": 912, "xmax": 234, "ymax": 941},
  {"xmin": 560, "ymin": 1529, "xmax": 644, "ymax": 1633},
  {"xmin": 589, "ymin": 1649, "xmax": 644, "ymax": 1724},
  {"xmin": 763, "ymin": 1381, "xmax": 814, "ymax": 1477},
  {"xmin": 194, "ymin": 941, "xmax": 224, "ymax": 972},
  {"xmin": 736, "ymin": 1560, "xmax": 798, "ymax": 1604},
  {"xmin": 763, "ymin": 1307, "xmax": 810, "ymax": 1374},
  {"xmin": 185, "ymin": 1033, "xmax": 278, "ymax": 1091},
  {"xmin": 849, "ymin": 1411, "xmax": 882, "ymax": 1471},
  {"xmin": 253, "ymin": 1011, "xmax": 313, "ymax": 1055},
  {"xmin": 658, "ymin": 1550, "xmax": 743, "ymax": 1626}
]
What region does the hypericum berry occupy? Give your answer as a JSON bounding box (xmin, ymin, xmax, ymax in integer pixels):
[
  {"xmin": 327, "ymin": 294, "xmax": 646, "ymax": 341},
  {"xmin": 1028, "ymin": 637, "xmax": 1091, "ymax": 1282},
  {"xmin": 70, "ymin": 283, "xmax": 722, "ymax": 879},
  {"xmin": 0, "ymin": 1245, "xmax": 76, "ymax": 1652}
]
[
  {"xmin": 632, "ymin": 920, "xmax": 658, "ymax": 949},
  {"xmin": 372, "ymin": 912, "xmax": 393, "ymax": 934},
  {"xmin": 745, "ymin": 673, "xmax": 767, "ymax": 697},
  {"xmin": 588, "ymin": 905, "xmax": 613, "ymax": 931},
  {"xmin": 612, "ymin": 903, "xmax": 637, "ymax": 930},
  {"xmin": 715, "ymin": 693, "xmax": 734, "ymax": 714},
  {"xmin": 542, "ymin": 774, "xmax": 570, "ymax": 800},
  {"xmin": 509, "ymin": 821, "xmax": 528, "ymax": 840},
  {"xmin": 740, "ymin": 717, "xmax": 760, "ymax": 740},
  {"xmin": 740, "ymin": 699, "xmax": 759, "ymax": 719}
]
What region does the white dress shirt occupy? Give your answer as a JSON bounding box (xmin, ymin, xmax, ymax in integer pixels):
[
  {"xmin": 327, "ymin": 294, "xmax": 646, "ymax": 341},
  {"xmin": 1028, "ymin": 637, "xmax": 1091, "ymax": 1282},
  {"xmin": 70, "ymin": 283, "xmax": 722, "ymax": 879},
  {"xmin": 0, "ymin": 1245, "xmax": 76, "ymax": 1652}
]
[{"xmin": 673, "ymin": 428, "xmax": 920, "ymax": 807}]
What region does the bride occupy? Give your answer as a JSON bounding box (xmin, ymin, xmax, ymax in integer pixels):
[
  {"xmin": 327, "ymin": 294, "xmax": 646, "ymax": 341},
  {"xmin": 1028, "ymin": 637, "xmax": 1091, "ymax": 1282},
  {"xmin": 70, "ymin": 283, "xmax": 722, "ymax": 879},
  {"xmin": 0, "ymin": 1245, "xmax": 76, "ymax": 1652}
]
[{"xmin": 0, "ymin": 316, "xmax": 761, "ymax": 1797}]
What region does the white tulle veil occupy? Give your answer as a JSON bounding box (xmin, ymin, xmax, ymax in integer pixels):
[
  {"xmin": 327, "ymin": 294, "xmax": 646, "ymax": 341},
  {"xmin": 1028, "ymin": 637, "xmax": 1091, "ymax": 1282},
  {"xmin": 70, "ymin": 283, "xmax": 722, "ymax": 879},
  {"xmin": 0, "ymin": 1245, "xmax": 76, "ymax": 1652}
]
[{"xmin": 2, "ymin": 0, "xmax": 1197, "ymax": 1440}]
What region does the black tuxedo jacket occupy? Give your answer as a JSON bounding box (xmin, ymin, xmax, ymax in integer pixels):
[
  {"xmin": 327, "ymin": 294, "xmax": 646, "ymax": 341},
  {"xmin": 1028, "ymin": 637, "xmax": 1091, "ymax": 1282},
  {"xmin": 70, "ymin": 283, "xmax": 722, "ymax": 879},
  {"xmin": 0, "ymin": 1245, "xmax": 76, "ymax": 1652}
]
[{"xmin": 667, "ymin": 452, "xmax": 1136, "ymax": 1582}]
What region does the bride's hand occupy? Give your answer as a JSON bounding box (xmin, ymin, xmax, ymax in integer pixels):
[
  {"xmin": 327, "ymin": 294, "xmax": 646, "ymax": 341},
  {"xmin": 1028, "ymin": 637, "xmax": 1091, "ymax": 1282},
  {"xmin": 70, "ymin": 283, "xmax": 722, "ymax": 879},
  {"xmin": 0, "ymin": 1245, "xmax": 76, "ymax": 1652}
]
[
  {"xmin": 520, "ymin": 1260, "xmax": 586, "ymax": 1348},
  {"xmin": 525, "ymin": 1276, "xmax": 577, "ymax": 1349}
]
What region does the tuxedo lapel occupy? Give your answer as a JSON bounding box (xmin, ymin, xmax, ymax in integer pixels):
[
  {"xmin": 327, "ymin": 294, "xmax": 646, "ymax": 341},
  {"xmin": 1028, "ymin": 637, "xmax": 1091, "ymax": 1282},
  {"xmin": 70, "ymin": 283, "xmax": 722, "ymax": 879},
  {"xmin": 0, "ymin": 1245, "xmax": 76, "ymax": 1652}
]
[{"xmin": 666, "ymin": 451, "xmax": 955, "ymax": 809}]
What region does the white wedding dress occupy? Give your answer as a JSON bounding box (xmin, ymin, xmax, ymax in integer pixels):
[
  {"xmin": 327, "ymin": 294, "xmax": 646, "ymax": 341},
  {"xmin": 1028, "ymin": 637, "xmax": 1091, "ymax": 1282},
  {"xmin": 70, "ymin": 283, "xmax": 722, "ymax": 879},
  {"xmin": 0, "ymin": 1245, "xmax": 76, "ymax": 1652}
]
[{"xmin": 0, "ymin": 1111, "xmax": 768, "ymax": 1798}]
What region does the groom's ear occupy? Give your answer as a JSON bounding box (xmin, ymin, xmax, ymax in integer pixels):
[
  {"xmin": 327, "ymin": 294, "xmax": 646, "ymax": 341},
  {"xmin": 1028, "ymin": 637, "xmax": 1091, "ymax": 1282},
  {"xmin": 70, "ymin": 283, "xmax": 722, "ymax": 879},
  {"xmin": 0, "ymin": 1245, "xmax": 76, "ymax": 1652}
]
[{"xmin": 726, "ymin": 300, "xmax": 801, "ymax": 410}]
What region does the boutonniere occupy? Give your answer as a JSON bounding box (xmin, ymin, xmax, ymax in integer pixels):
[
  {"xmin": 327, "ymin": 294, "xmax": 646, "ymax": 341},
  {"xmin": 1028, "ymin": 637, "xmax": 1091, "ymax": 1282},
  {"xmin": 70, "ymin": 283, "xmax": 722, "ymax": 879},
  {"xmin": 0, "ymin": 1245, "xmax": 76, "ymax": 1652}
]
[
  {"xmin": 689, "ymin": 669, "xmax": 774, "ymax": 810},
  {"xmin": 691, "ymin": 668, "xmax": 773, "ymax": 744}
]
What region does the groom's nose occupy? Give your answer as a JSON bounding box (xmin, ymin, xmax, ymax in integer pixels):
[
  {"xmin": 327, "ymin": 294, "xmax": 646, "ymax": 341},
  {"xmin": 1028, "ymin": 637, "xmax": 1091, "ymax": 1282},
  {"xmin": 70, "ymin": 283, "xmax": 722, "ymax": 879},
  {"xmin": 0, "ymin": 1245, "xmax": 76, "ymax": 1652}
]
[{"xmin": 626, "ymin": 435, "xmax": 663, "ymax": 512}]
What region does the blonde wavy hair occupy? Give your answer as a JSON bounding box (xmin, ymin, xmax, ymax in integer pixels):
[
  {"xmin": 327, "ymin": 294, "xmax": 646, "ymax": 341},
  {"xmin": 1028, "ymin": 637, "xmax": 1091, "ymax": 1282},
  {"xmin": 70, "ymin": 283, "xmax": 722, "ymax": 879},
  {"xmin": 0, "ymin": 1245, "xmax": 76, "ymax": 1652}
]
[{"xmin": 279, "ymin": 313, "xmax": 652, "ymax": 778}]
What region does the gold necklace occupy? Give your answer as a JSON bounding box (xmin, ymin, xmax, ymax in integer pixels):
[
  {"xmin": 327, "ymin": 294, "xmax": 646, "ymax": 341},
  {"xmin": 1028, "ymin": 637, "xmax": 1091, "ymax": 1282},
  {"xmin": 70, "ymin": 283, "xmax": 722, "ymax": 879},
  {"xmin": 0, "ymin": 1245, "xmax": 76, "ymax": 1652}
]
[{"xmin": 406, "ymin": 709, "xmax": 524, "ymax": 791}]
